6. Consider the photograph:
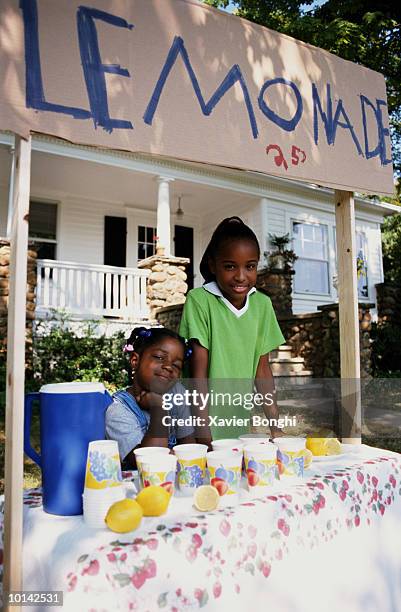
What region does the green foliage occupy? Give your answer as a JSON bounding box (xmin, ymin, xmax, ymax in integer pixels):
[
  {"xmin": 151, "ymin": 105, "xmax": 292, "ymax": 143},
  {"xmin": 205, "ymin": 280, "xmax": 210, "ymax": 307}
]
[
  {"xmin": 30, "ymin": 322, "xmax": 129, "ymax": 392},
  {"xmin": 204, "ymin": 0, "xmax": 401, "ymax": 177},
  {"xmin": 371, "ymin": 321, "xmax": 401, "ymax": 376},
  {"xmin": 269, "ymin": 232, "xmax": 290, "ymax": 252},
  {"xmin": 382, "ymin": 211, "xmax": 401, "ymax": 285}
]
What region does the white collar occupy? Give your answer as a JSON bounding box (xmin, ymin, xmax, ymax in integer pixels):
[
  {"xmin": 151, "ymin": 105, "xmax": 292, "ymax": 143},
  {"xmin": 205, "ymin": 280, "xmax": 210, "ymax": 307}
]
[{"xmin": 203, "ymin": 281, "xmax": 256, "ymax": 318}]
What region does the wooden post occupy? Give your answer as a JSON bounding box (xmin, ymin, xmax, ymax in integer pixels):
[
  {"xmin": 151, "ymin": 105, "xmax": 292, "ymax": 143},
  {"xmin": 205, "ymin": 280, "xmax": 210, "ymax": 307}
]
[
  {"xmin": 334, "ymin": 190, "xmax": 361, "ymax": 444},
  {"xmin": 3, "ymin": 135, "xmax": 32, "ymax": 610}
]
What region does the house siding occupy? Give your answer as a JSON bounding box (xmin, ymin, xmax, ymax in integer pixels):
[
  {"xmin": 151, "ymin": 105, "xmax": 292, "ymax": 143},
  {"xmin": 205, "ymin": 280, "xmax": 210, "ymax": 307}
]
[
  {"xmin": 0, "ymin": 185, "xmax": 8, "ymax": 236},
  {"xmin": 57, "ymin": 197, "xmax": 125, "ymax": 265},
  {"xmin": 262, "ymin": 197, "xmax": 384, "ymax": 314}
]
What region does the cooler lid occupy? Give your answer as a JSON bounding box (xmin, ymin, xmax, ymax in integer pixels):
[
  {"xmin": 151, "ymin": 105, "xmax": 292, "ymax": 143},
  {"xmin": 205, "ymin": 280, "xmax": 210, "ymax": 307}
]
[{"xmin": 40, "ymin": 382, "xmax": 106, "ymax": 394}]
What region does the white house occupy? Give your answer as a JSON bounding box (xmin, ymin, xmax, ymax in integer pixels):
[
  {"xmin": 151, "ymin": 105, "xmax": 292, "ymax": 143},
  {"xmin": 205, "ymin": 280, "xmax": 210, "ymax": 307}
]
[{"xmin": 0, "ymin": 132, "xmax": 397, "ymax": 324}]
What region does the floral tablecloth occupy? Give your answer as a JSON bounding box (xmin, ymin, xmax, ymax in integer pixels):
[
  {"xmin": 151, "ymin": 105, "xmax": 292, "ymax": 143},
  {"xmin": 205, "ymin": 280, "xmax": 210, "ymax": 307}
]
[{"xmin": 1, "ymin": 445, "xmax": 401, "ymax": 612}]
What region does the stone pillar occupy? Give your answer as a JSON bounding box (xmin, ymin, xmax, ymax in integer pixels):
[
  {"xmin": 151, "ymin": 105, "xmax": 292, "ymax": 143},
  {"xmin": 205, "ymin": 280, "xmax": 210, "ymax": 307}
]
[
  {"xmin": 256, "ymin": 267, "xmax": 294, "ymax": 316},
  {"xmin": 137, "ymin": 254, "xmax": 189, "ymax": 318},
  {"xmin": 317, "ymin": 302, "xmax": 375, "ymax": 378},
  {"xmin": 0, "ymin": 239, "xmax": 37, "ymax": 369},
  {"xmin": 156, "ymin": 177, "xmax": 174, "ymax": 257},
  {"xmin": 376, "ymin": 283, "xmax": 401, "ymax": 326},
  {"xmin": 155, "ymin": 303, "xmax": 185, "ymax": 334}
]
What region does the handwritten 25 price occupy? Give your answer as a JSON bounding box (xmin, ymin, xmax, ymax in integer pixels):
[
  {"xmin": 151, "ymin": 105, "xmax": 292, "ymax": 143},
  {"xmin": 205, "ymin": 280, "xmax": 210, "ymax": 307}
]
[{"xmin": 266, "ymin": 144, "xmax": 307, "ymax": 171}]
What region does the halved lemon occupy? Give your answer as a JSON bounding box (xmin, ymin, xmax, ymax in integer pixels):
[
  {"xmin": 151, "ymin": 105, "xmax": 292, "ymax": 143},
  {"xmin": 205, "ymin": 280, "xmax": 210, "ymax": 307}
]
[
  {"xmin": 306, "ymin": 436, "xmax": 342, "ymax": 456},
  {"xmin": 296, "ymin": 448, "xmax": 313, "ymax": 468},
  {"xmin": 193, "ymin": 485, "xmax": 220, "ymax": 512},
  {"xmin": 324, "ymin": 437, "xmax": 342, "ymax": 456}
]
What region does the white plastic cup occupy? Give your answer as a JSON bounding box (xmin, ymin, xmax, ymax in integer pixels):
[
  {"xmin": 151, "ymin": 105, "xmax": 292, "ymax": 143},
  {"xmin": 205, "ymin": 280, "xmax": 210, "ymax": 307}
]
[
  {"xmin": 207, "ymin": 450, "xmax": 243, "ymax": 506},
  {"xmin": 274, "ymin": 437, "xmax": 306, "ymax": 477},
  {"xmin": 140, "ymin": 454, "xmax": 177, "ymax": 495},
  {"xmin": 243, "ymin": 443, "xmax": 279, "ymax": 496},
  {"xmin": 173, "ymin": 444, "xmax": 208, "ymax": 496},
  {"xmin": 85, "ymin": 440, "xmax": 122, "ymax": 490},
  {"xmin": 82, "ymin": 486, "xmax": 125, "ymax": 528},
  {"xmin": 211, "ymin": 439, "xmax": 244, "ymax": 453},
  {"xmin": 82, "ymin": 480, "xmax": 137, "ymax": 529},
  {"xmin": 133, "ymin": 446, "xmax": 170, "ymax": 486}
]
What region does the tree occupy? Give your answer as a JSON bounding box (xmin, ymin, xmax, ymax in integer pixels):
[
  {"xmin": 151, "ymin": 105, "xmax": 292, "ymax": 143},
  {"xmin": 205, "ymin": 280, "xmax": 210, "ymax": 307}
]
[
  {"xmin": 381, "ymin": 181, "xmax": 401, "ymax": 285},
  {"xmin": 204, "ymin": 0, "xmax": 401, "ymax": 177}
]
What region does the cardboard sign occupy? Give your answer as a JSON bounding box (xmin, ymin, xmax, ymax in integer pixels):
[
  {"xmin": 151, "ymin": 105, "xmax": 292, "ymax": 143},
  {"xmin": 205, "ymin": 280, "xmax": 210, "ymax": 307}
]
[{"xmin": 0, "ymin": 0, "xmax": 394, "ymax": 194}]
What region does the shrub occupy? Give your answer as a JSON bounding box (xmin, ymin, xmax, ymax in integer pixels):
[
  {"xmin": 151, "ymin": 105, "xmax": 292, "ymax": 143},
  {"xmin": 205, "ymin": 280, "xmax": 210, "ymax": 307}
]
[
  {"xmin": 371, "ymin": 321, "xmax": 401, "ymax": 376},
  {"xmin": 30, "ymin": 321, "xmax": 129, "ymax": 392}
]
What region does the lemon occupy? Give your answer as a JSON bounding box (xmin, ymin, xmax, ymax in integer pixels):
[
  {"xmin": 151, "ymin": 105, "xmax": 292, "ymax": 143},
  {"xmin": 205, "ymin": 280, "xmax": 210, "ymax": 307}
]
[
  {"xmin": 193, "ymin": 485, "xmax": 220, "ymax": 512},
  {"xmin": 297, "ymin": 448, "xmax": 313, "ymax": 468},
  {"xmin": 136, "ymin": 485, "xmax": 171, "ymax": 516},
  {"xmin": 306, "ymin": 436, "xmax": 342, "ymax": 456},
  {"xmin": 324, "ymin": 438, "xmax": 342, "ymax": 455},
  {"xmin": 105, "ymin": 498, "xmax": 143, "ymax": 533},
  {"xmin": 306, "ymin": 437, "xmax": 326, "ymax": 456}
]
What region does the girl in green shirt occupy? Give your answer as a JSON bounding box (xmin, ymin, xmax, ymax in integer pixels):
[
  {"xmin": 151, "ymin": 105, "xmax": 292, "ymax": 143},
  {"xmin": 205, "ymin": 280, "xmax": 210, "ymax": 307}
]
[{"xmin": 179, "ymin": 216, "xmax": 285, "ymax": 443}]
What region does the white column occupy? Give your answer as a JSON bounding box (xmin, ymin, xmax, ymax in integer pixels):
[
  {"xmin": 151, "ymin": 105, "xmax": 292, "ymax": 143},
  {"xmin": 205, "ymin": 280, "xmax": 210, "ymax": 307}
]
[
  {"xmin": 156, "ymin": 176, "xmax": 174, "ymax": 257},
  {"xmin": 4, "ymin": 135, "xmax": 32, "ymax": 607}
]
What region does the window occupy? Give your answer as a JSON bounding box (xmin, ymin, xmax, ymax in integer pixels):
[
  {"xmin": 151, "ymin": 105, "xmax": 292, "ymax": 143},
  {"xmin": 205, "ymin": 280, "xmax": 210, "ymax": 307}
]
[
  {"xmin": 356, "ymin": 232, "xmax": 369, "ymax": 298},
  {"xmin": 292, "ymin": 221, "xmax": 330, "ymax": 294},
  {"xmin": 29, "ymin": 201, "xmax": 57, "ymax": 260},
  {"xmin": 137, "ymin": 225, "xmax": 157, "ymax": 260}
]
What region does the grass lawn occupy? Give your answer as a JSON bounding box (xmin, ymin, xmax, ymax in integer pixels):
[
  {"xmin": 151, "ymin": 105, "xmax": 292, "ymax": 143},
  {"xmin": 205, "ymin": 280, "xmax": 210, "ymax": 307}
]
[{"xmin": 0, "ymin": 393, "xmax": 42, "ymax": 494}]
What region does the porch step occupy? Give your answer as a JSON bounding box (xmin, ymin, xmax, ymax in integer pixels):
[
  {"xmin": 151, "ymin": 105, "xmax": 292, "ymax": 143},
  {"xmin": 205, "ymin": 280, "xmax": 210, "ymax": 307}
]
[
  {"xmin": 270, "ymin": 356, "xmax": 306, "ymax": 375},
  {"xmin": 273, "ymin": 370, "xmax": 314, "ymax": 378},
  {"xmin": 270, "ymin": 345, "xmax": 293, "ymax": 359}
]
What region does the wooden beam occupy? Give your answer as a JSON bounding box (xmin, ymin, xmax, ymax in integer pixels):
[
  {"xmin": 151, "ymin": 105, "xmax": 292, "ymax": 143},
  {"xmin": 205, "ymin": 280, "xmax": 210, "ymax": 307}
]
[
  {"xmin": 334, "ymin": 190, "xmax": 361, "ymax": 444},
  {"xmin": 3, "ymin": 135, "xmax": 32, "ymax": 610}
]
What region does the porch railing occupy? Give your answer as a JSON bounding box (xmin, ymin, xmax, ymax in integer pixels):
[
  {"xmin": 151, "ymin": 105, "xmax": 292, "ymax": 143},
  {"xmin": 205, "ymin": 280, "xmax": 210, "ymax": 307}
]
[{"xmin": 36, "ymin": 259, "xmax": 150, "ymax": 320}]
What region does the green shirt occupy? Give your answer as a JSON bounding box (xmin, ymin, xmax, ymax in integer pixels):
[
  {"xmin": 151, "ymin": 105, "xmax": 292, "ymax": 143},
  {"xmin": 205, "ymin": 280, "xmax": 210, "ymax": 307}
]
[{"xmin": 179, "ymin": 285, "xmax": 285, "ymax": 438}]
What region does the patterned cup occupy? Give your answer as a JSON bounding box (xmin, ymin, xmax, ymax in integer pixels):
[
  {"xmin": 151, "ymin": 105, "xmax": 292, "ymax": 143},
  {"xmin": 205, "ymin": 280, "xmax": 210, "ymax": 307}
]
[
  {"xmin": 133, "ymin": 447, "xmax": 170, "ymax": 487},
  {"xmin": 140, "ymin": 454, "xmax": 177, "ymax": 495},
  {"xmin": 207, "ymin": 450, "xmax": 243, "ymax": 506},
  {"xmin": 173, "ymin": 444, "xmax": 208, "ymax": 496},
  {"xmin": 84, "ymin": 440, "xmax": 123, "ymax": 490},
  {"xmin": 211, "ymin": 439, "xmax": 244, "ymax": 453},
  {"xmin": 243, "ymin": 443, "xmax": 279, "ymax": 495},
  {"xmin": 273, "ymin": 437, "xmax": 306, "ymax": 477}
]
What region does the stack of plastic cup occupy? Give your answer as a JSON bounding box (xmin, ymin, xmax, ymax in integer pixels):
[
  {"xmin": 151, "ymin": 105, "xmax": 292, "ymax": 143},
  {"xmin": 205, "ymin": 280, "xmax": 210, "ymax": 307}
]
[
  {"xmin": 273, "ymin": 437, "xmax": 306, "ymax": 477},
  {"xmin": 207, "ymin": 449, "xmax": 243, "ymax": 506},
  {"xmin": 140, "ymin": 454, "xmax": 177, "ymax": 494},
  {"xmin": 83, "ymin": 440, "xmax": 125, "ymax": 528},
  {"xmin": 133, "ymin": 447, "xmax": 170, "ymax": 487},
  {"xmin": 243, "ymin": 442, "xmax": 279, "ymax": 497},
  {"xmin": 173, "ymin": 444, "xmax": 208, "ymax": 496}
]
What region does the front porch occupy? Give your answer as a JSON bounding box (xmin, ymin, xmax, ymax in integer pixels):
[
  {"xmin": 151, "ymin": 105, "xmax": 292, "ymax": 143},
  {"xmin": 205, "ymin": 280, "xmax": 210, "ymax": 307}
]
[{"xmin": 36, "ymin": 258, "xmax": 150, "ymax": 321}]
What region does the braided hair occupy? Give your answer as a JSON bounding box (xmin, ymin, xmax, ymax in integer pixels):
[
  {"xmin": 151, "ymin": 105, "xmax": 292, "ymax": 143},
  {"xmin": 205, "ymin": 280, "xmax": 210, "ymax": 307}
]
[
  {"xmin": 200, "ymin": 216, "xmax": 260, "ymax": 283},
  {"xmin": 123, "ymin": 327, "xmax": 191, "ymax": 384},
  {"xmin": 123, "ymin": 326, "xmax": 188, "ymax": 355}
]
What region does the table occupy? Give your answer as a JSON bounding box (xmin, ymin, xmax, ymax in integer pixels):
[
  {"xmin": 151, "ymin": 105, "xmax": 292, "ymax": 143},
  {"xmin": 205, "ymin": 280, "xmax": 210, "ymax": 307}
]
[{"xmin": 1, "ymin": 445, "xmax": 401, "ymax": 612}]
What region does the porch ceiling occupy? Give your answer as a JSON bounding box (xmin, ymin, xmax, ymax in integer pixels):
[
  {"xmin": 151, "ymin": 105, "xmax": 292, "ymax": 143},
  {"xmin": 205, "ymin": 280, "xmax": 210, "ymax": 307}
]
[{"xmin": 0, "ymin": 145, "xmax": 257, "ymax": 219}]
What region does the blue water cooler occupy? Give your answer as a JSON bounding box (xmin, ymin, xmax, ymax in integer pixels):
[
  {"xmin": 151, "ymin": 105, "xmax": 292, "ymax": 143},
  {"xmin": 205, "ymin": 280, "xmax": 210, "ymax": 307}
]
[{"xmin": 24, "ymin": 382, "xmax": 112, "ymax": 515}]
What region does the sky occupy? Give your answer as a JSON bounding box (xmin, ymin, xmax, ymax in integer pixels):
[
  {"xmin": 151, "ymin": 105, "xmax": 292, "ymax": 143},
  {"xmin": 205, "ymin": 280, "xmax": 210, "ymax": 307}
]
[{"xmin": 224, "ymin": 1, "xmax": 328, "ymax": 13}]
